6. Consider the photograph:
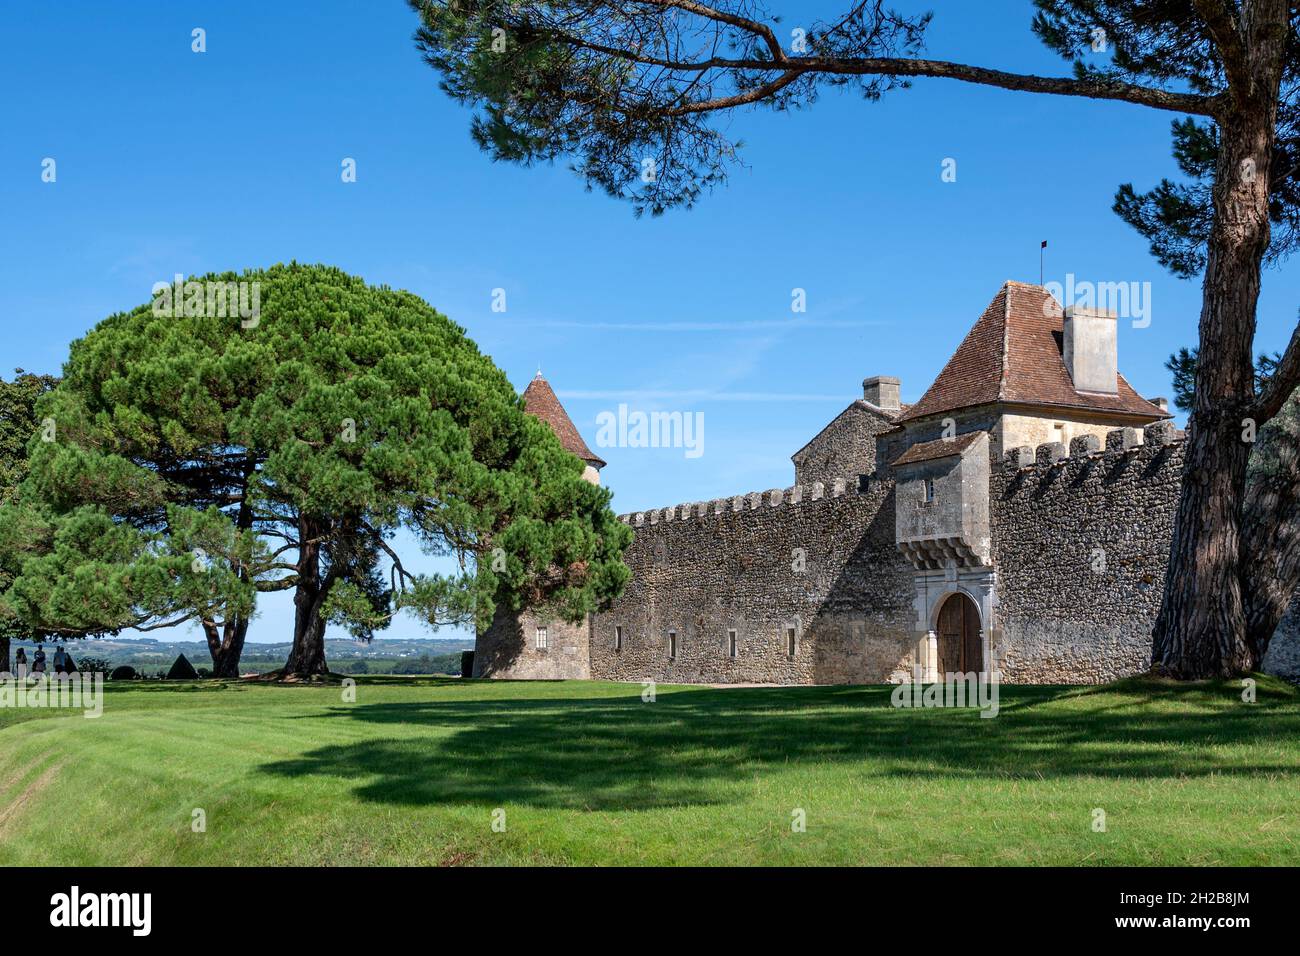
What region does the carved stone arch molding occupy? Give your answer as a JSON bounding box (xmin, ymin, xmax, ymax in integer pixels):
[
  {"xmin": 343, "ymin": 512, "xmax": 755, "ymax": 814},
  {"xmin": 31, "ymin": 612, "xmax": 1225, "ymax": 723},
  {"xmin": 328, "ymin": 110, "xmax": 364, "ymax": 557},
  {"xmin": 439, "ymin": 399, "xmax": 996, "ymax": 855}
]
[{"xmin": 908, "ymin": 566, "xmax": 997, "ymax": 683}]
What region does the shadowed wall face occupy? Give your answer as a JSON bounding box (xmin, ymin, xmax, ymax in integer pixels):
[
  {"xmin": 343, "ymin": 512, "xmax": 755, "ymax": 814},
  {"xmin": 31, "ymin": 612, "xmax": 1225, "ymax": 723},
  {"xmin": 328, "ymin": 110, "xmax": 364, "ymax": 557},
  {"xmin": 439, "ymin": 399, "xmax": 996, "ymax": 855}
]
[
  {"xmin": 590, "ymin": 484, "xmax": 916, "ymax": 685},
  {"xmin": 1264, "ymin": 595, "xmax": 1300, "ymax": 679}
]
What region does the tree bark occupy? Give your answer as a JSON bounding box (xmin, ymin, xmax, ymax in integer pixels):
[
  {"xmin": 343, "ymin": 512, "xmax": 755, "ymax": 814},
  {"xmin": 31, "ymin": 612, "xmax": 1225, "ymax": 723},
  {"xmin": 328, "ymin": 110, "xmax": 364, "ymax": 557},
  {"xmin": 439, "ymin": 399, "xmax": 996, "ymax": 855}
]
[
  {"xmin": 1152, "ymin": 7, "xmax": 1287, "ymax": 678},
  {"xmin": 283, "ymin": 517, "xmax": 334, "ymax": 678},
  {"xmin": 284, "ymin": 606, "xmax": 329, "ymax": 677},
  {"xmin": 203, "ymin": 616, "xmax": 250, "ymax": 678},
  {"xmin": 0, "ymin": 635, "xmax": 8, "ymax": 675}
]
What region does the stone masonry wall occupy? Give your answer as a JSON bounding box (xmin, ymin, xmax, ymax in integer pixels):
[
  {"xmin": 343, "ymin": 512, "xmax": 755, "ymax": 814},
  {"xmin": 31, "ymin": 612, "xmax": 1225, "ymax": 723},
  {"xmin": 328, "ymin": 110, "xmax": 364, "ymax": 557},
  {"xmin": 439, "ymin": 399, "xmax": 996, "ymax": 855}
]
[
  {"xmin": 1263, "ymin": 592, "xmax": 1300, "ymax": 681},
  {"xmin": 478, "ymin": 421, "xmax": 1300, "ymax": 686},
  {"xmin": 792, "ymin": 402, "xmax": 895, "ymax": 486},
  {"xmin": 474, "ymin": 607, "xmax": 591, "ymax": 680},
  {"xmin": 590, "ymin": 478, "xmax": 916, "ymax": 685},
  {"xmin": 991, "ymin": 423, "xmax": 1183, "ymax": 682}
]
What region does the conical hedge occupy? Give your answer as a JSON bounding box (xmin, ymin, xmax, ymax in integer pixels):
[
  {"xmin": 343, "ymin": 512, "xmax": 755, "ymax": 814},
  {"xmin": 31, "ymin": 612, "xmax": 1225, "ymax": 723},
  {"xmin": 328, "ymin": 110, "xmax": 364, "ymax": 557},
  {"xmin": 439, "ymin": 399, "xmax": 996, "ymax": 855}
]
[{"xmin": 166, "ymin": 654, "xmax": 199, "ymax": 680}]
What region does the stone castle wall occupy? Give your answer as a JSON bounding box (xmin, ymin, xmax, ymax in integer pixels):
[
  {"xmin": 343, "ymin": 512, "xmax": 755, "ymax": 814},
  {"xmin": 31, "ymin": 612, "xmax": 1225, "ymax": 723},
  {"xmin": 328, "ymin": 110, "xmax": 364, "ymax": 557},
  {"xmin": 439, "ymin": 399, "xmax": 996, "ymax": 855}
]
[
  {"xmin": 476, "ymin": 420, "xmax": 1300, "ymax": 686},
  {"xmin": 590, "ymin": 478, "xmax": 916, "ymax": 684},
  {"xmin": 991, "ymin": 423, "xmax": 1182, "ymax": 682},
  {"xmin": 1265, "ymin": 593, "xmax": 1300, "ymax": 680}
]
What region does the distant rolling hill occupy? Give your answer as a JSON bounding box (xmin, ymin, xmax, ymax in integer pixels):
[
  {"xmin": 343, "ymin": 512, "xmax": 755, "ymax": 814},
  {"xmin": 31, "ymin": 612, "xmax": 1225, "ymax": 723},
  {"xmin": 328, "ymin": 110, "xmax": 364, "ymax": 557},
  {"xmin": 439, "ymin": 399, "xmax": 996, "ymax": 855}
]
[{"xmin": 9, "ymin": 636, "xmax": 475, "ymax": 676}]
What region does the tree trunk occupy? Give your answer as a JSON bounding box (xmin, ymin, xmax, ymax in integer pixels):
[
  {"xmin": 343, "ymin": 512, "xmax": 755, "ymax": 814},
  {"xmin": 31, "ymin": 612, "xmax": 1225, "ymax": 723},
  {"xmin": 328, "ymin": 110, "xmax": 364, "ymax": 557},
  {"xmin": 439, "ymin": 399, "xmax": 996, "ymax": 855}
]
[
  {"xmin": 208, "ymin": 617, "xmax": 250, "ymax": 679},
  {"xmin": 1152, "ymin": 25, "xmax": 1285, "ymax": 677},
  {"xmin": 283, "ymin": 517, "xmax": 333, "ymax": 678},
  {"xmin": 199, "ymin": 456, "xmax": 259, "ymax": 678},
  {"xmin": 284, "ymin": 607, "xmax": 329, "ymax": 677},
  {"xmin": 0, "ymin": 635, "xmax": 8, "ymax": 675}
]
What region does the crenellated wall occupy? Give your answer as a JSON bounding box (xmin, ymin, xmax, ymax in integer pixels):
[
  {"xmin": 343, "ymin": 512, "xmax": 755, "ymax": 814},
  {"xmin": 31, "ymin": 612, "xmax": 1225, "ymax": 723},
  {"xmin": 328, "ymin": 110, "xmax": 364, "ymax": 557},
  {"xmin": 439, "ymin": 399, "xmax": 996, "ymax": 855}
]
[
  {"xmin": 590, "ymin": 477, "xmax": 916, "ymax": 685},
  {"xmin": 476, "ymin": 418, "xmax": 1300, "ymax": 686},
  {"xmin": 991, "ymin": 421, "xmax": 1183, "ymax": 682}
]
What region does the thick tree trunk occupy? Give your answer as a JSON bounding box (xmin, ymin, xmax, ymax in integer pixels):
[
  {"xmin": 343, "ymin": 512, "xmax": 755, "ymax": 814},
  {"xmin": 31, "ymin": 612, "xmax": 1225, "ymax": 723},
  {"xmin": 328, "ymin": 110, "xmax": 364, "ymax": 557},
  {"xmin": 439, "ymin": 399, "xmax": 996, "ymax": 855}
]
[
  {"xmin": 283, "ymin": 518, "xmax": 333, "ymax": 678},
  {"xmin": 1153, "ymin": 21, "xmax": 1285, "ymax": 677},
  {"xmin": 203, "ymin": 617, "xmax": 250, "ymax": 679},
  {"xmin": 0, "ymin": 635, "xmax": 8, "ymax": 675},
  {"xmin": 284, "ymin": 608, "xmax": 328, "ymax": 677}
]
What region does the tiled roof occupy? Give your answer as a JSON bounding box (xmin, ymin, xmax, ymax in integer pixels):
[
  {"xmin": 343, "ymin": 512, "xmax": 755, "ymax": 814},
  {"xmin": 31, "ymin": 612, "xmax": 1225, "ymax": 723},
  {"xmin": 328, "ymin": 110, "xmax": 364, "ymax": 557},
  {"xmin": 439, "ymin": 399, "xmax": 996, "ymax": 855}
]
[
  {"xmin": 892, "ymin": 431, "xmax": 986, "ymax": 467},
  {"xmin": 897, "ymin": 282, "xmax": 1168, "ymax": 424},
  {"xmin": 521, "ymin": 373, "xmax": 606, "ymax": 469}
]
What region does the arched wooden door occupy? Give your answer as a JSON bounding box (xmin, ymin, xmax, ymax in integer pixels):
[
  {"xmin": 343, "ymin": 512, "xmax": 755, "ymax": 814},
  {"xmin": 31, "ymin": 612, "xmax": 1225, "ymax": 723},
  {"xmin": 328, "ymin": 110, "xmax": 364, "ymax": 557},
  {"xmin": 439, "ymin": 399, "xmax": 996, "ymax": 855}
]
[{"xmin": 936, "ymin": 592, "xmax": 983, "ymax": 675}]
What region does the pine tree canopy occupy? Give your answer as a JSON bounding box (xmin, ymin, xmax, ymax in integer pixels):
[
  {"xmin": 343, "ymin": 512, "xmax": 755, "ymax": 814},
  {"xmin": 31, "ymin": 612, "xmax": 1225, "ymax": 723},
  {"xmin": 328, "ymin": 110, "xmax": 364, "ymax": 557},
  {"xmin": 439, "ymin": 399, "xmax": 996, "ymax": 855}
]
[{"xmin": 0, "ymin": 263, "xmax": 631, "ymax": 648}]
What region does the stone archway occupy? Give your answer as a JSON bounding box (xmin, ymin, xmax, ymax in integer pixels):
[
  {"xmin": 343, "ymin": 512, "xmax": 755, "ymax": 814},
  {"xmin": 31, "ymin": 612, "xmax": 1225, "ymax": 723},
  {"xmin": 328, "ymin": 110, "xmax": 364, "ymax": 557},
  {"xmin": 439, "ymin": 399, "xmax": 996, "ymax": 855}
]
[
  {"xmin": 906, "ymin": 565, "xmax": 996, "ymax": 682},
  {"xmin": 935, "ymin": 591, "xmax": 983, "ymax": 675}
]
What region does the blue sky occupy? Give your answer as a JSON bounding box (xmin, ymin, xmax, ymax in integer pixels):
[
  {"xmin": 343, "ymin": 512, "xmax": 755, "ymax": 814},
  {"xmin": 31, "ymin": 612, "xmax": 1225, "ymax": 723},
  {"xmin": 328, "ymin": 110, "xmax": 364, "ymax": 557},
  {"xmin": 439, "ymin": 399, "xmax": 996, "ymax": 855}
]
[{"xmin": 4, "ymin": 1, "xmax": 1298, "ymax": 643}]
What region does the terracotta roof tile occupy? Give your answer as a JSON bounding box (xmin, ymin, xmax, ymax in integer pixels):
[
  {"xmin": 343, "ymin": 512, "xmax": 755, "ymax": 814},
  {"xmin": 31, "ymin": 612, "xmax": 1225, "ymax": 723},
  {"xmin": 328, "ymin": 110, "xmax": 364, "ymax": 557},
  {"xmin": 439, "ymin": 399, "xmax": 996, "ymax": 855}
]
[
  {"xmin": 521, "ymin": 374, "xmax": 606, "ymax": 469},
  {"xmin": 892, "ymin": 431, "xmax": 986, "ymax": 466},
  {"xmin": 897, "ymin": 282, "xmax": 1168, "ymax": 424}
]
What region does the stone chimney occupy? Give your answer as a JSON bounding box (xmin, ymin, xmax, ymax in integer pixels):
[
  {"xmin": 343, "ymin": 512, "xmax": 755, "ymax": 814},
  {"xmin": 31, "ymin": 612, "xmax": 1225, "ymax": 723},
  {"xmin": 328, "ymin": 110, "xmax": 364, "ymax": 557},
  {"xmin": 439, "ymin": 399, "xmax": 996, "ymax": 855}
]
[
  {"xmin": 1062, "ymin": 305, "xmax": 1118, "ymax": 395},
  {"xmin": 863, "ymin": 375, "xmax": 901, "ymax": 411},
  {"xmin": 1149, "ymin": 396, "xmax": 1170, "ymax": 413}
]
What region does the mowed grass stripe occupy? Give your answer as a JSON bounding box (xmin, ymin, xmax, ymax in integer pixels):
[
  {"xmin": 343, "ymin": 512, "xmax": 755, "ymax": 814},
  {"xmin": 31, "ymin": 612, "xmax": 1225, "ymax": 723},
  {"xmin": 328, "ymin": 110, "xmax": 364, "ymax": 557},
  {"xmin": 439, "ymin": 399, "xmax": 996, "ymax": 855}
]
[{"xmin": 0, "ymin": 675, "xmax": 1296, "ymax": 865}]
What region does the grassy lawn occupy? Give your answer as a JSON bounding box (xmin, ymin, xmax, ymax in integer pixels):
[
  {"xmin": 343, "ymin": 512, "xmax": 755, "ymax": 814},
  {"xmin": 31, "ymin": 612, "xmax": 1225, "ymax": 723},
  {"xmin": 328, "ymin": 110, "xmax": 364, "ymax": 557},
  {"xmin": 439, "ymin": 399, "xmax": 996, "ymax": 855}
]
[{"xmin": 0, "ymin": 674, "xmax": 1297, "ymax": 866}]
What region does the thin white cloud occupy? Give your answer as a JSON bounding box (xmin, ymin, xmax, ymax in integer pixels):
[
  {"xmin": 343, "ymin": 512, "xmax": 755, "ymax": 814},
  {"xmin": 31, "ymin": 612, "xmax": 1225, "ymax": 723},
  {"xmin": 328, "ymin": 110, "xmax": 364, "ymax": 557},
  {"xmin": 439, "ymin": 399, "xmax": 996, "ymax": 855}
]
[
  {"xmin": 532, "ymin": 319, "xmax": 888, "ymax": 332},
  {"xmin": 557, "ymin": 389, "xmax": 848, "ymax": 403}
]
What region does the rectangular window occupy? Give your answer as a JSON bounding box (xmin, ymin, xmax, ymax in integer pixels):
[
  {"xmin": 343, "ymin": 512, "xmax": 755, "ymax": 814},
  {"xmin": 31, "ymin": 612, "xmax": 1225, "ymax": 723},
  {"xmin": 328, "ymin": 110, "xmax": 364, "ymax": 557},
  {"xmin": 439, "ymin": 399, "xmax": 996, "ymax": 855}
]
[
  {"xmin": 728, "ymin": 629, "xmax": 738, "ymax": 659},
  {"xmin": 614, "ymin": 626, "xmax": 623, "ymax": 652},
  {"xmin": 535, "ymin": 626, "xmax": 548, "ymax": 650},
  {"xmin": 786, "ymin": 627, "xmax": 797, "ymax": 660},
  {"xmin": 924, "ymin": 477, "xmax": 935, "ymax": 503},
  {"xmin": 668, "ymin": 630, "xmax": 677, "ymax": 660}
]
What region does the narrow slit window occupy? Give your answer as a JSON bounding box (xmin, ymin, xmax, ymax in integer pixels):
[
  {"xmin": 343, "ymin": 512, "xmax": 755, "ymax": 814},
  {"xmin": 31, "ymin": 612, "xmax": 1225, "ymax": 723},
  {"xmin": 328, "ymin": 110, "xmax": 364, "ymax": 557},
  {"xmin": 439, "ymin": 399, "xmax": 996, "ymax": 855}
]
[
  {"xmin": 614, "ymin": 626, "xmax": 623, "ymax": 652},
  {"xmin": 728, "ymin": 629, "xmax": 738, "ymax": 659},
  {"xmin": 924, "ymin": 477, "xmax": 935, "ymax": 503},
  {"xmin": 786, "ymin": 627, "xmax": 797, "ymax": 660},
  {"xmin": 668, "ymin": 630, "xmax": 677, "ymax": 660}
]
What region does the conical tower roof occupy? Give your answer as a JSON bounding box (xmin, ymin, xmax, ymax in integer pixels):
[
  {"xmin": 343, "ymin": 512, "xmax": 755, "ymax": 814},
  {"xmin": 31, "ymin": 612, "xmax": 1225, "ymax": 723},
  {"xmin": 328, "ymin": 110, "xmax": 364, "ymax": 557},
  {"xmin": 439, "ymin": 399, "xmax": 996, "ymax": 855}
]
[{"xmin": 521, "ymin": 373, "xmax": 606, "ymax": 469}]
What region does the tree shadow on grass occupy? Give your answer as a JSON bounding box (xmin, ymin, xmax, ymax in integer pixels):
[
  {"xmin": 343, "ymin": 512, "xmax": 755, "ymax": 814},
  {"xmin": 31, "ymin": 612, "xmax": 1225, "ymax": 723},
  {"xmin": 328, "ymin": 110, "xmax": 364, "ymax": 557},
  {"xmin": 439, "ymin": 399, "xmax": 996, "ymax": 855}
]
[{"xmin": 256, "ymin": 681, "xmax": 1300, "ymax": 811}]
